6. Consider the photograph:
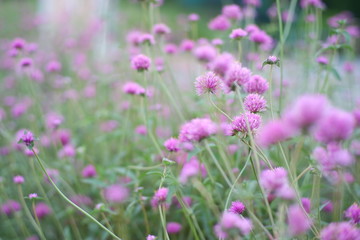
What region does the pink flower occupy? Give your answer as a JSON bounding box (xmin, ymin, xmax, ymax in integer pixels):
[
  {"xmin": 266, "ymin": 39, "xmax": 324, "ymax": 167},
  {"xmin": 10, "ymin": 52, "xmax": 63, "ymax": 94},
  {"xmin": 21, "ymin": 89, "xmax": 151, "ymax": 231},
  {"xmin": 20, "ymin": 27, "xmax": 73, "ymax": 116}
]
[
  {"xmin": 288, "ymin": 204, "xmax": 312, "ymax": 236},
  {"xmin": 229, "ymin": 28, "xmax": 248, "ymax": 39},
  {"xmin": 152, "ymin": 187, "xmax": 169, "ymax": 206},
  {"xmin": 188, "ymin": 13, "xmax": 200, "ymax": 22},
  {"xmin": 1, "ymin": 200, "xmax": 21, "ymax": 216},
  {"xmin": 314, "ymin": 108, "xmax": 355, "ymax": 144},
  {"xmin": 35, "ymin": 203, "xmax": 52, "ymax": 219},
  {"xmin": 164, "ymin": 43, "xmax": 178, "ymax": 55},
  {"xmin": 153, "ymin": 23, "xmax": 171, "ymax": 35},
  {"xmin": 180, "ymin": 39, "xmax": 195, "ymax": 52},
  {"xmin": 19, "ymin": 58, "xmax": 33, "ymax": 68},
  {"xmin": 193, "ymin": 45, "xmax": 217, "ymax": 62},
  {"xmin": 135, "ymin": 125, "xmax": 147, "ymax": 135},
  {"xmin": 300, "ymin": 0, "xmax": 325, "ymax": 9},
  {"xmin": 13, "ymin": 175, "xmax": 24, "ymax": 184},
  {"xmin": 224, "ymin": 62, "xmax": 252, "ymax": 89},
  {"xmin": 139, "ymin": 33, "xmax": 155, "ymax": 45},
  {"xmin": 301, "ymin": 198, "xmax": 311, "ymax": 213},
  {"xmin": 231, "ymin": 112, "xmax": 261, "ymax": 134},
  {"xmin": 214, "ymin": 212, "xmax": 252, "ymax": 238},
  {"xmin": 166, "ymin": 222, "xmax": 182, "ymax": 234},
  {"xmin": 82, "ymin": 165, "xmax": 97, "ymax": 178},
  {"xmin": 194, "ymin": 71, "xmax": 223, "ymax": 95},
  {"xmin": 103, "ymin": 184, "xmax": 129, "ymax": 204},
  {"xmin": 29, "ymin": 193, "xmax": 38, "ymax": 199},
  {"xmin": 320, "ymin": 222, "xmax": 360, "ymax": 240},
  {"xmin": 244, "ymin": 94, "xmax": 267, "ymax": 113},
  {"xmin": 260, "ymin": 167, "xmax": 295, "ymax": 200},
  {"xmin": 222, "ymin": 4, "xmax": 242, "ymax": 20},
  {"xmin": 345, "ymin": 203, "xmax": 360, "ymax": 224},
  {"xmin": 179, "ymin": 118, "xmax": 217, "ymax": 142},
  {"xmin": 164, "ymin": 138, "xmax": 180, "ymax": 152},
  {"xmin": 123, "ymin": 82, "xmax": 146, "ymax": 96},
  {"xmin": 46, "ymin": 60, "xmax": 62, "ymax": 73},
  {"xmin": 131, "ymin": 54, "xmax": 151, "ymax": 71},
  {"xmin": 256, "ymin": 119, "xmax": 295, "ymax": 147},
  {"xmin": 11, "ymin": 38, "xmax": 26, "ymax": 50},
  {"xmin": 244, "ymin": 75, "xmax": 269, "ymax": 94},
  {"xmin": 45, "ymin": 112, "xmax": 63, "ymax": 130},
  {"xmin": 20, "ymin": 130, "xmax": 34, "ymax": 147},
  {"xmin": 208, "ymin": 15, "xmax": 231, "ymax": 31},
  {"xmin": 212, "ymin": 38, "xmax": 223, "ymax": 46},
  {"xmin": 146, "ymin": 235, "xmax": 156, "ymax": 240},
  {"xmin": 244, "ymin": 0, "xmax": 261, "ymax": 7},
  {"xmin": 208, "ymin": 53, "xmax": 235, "ymax": 76},
  {"xmin": 179, "ymin": 157, "xmax": 206, "ymax": 184},
  {"xmin": 317, "ymin": 56, "xmax": 329, "ymax": 65},
  {"xmin": 229, "ymin": 201, "xmax": 245, "ymax": 214}
]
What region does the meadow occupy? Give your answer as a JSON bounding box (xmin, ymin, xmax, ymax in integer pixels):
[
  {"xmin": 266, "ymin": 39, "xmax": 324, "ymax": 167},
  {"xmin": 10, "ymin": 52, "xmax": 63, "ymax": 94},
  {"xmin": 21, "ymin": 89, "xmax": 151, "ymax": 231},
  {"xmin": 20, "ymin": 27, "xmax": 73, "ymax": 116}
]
[{"xmin": 0, "ymin": 0, "xmax": 359, "ymax": 239}]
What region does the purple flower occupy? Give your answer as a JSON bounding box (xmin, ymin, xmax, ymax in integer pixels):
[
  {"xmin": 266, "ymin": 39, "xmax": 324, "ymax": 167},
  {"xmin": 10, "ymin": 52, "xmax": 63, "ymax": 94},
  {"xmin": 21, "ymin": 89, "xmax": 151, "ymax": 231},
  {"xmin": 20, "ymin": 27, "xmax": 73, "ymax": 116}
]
[
  {"xmin": 180, "ymin": 39, "xmax": 195, "ymax": 52},
  {"xmin": 224, "ymin": 62, "xmax": 252, "ymax": 89},
  {"xmin": 139, "ymin": 33, "xmax": 155, "ymax": 45},
  {"xmin": 195, "ymin": 71, "xmax": 223, "ymax": 95},
  {"xmin": 179, "ymin": 157, "xmax": 206, "ymax": 184},
  {"xmin": 345, "ymin": 203, "xmax": 360, "ymax": 224},
  {"xmin": 229, "ymin": 28, "xmax": 248, "ymax": 39},
  {"xmin": 20, "ymin": 131, "xmax": 34, "ymax": 147},
  {"xmin": 301, "ymin": 198, "xmax": 311, "ymax": 213},
  {"xmin": 29, "ymin": 193, "xmax": 38, "ymax": 199},
  {"xmin": 229, "ymin": 201, "xmax": 245, "ymax": 214},
  {"xmin": 19, "ymin": 58, "xmax": 33, "ymax": 68},
  {"xmin": 214, "ymin": 212, "xmax": 252, "ymax": 238},
  {"xmin": 222, "ymin": 4, "xmax": 242, "ymax": 20},
  {"xmin": 164, "ymin": 138, "xmax": 180, "ymax": 152},
  {"xmin": 123, "ymin": 82, "xmax": 146, "ymax": 96},
  {"xmin": 103, "ymin": 184, "xmax": 129, "ymax": 204},
  {"xmin": 13, "ymin": 175, "xmax": 25, "ymax": 184},
  {"xmin": 244, "ymin": 94, "xmax": 267, "ymax": 113},
  {"xmin": 35, "ymin": 203, "xmax": 52, "ymax": 219},
  {"xmin": 11, "ymin": 38, "xmax": 26, "ymax": 50},
  {"xmin": 244, "ymin": 75, "xmax": 269, "ymax": 94},
  {"xmin": 46, "ymin": 60, "xmax": 62, "ymax": 73},
  {"xmin": 131, "ymin": 54, "xmax": 151, "ymax": 71},
  {"xmin": 164, "ymin": 43, "xmax": 178, "ymax": 55},
  {"xmin": 288, "ymin": 204, "xmax": 312, "ymax": 236},
  {"xmin": 193, "ymin": 45, "xmax": 217, "ymax": 63},
  {"xmin": 208, "ymin": 15, "xmax": 231, "ymax": 31},
  {"xmin": 82, "ymin": 164, "xmax": 97, "ymax": 178},
  {"xmin": 153, "ymin": 23, "xmax": 171, "ymax": 35},
  {"xmin": 188, "ymin": 13, "xmax": 200, "ymax": 22},
  {"xmin": 256, "ymin": 119, "xmax": 295, "ymax": 147},
  {"xmin": 317, "ymin": 56, "xmax": 329, "ymax": 65},
  {"xmin": 209, "ymin": 53, "xmax": 235, "ymax": 76},
  {"xmin": 152, "ymin": 187, "xmax": 169, "ymax": 206},
  {"xmin": 314, "ymin": 108, "xmax": 355, "ymax": 144},
  {"xmin": 1, "ymin": 200, "xmax": 21, "ymax": 216},
  {"xmin": 179, "ymin": 118, "xmax": 217, "ymax": 142},
  {"xmin": 320, "ymin": 222, "xmax": 360, "ymax": 240},
  {"xmin": 146, "ymin": 235, "xmax": 156, "ymax": 240},
  {"xmin": 260, "ymin": 167, "xmax": 295, "ymax": 200},
  {"xmin": 232, "ymin": 112, "xmax": 261, "ymax": 134},
  {"xmin": 166, "ymin": 222, "xmax": 182, "ymax": 234}
]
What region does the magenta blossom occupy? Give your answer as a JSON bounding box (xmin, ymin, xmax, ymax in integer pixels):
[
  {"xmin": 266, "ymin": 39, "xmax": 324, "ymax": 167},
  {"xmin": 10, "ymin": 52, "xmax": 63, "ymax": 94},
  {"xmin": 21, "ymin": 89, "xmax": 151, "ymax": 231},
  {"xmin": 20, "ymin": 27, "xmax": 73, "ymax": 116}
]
[{"xmin": 194, "ymin": 71, "xmax": 223, "ymax": 95}]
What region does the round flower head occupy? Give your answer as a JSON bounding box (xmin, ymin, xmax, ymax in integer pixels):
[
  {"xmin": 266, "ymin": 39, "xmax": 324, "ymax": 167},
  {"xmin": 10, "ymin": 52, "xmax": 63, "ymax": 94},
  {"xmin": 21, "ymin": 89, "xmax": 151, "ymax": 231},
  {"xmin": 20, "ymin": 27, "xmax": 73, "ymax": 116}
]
[
  {"xmin": 229, "ymin": 28, "xmax": 248, "ymax": 40},
  {"xmin": 179, "ymin": 118, "xmax": 217, "ymax": 142},
  {"xmin": 229, "ymin": 201, "xmax": 245, "ymax": 214},
  {"xmin": 224, "ymin": 62, "xmax": 251, "ymax": 89},
  {"xmin": 314, "ymin": 108, "xmax": 355, "ymax": 144},
  {"xmin": 19, "ymin": 130, "xmax": 34, "ymax": 148},
  {"xmin": 1, "ymin": 200, "xmax": 21, "ymax": 216},
  {"xmin": 152, "ymin": 187, "xmax": 169, "ymax": 206},
  {"xmin": 82, "ymin": 164, "xmax": 97, "ymax": 178},
  {"xmin": 146, "ymin": 235, "xmax": 156, "ymax": 240},
  {"xmin": 208, "ymin": 15, "xmax": 231, "ymax": 31},
  {"xmin": 19, "ymin": 58, "xmax": 33, "ymax": 68},
  {"xmin": 320, "ymin": 222, "xmax": 360, "ymax": 240},
  {"xmin": 139, "ymin": 33, "xmax": 155, "ymax": 45},
  {"xmin": 194, "ymin": 71, "xmax": 223, "ymax": 95},
  {"xmin": 166, "ymin": 222, "xmax": 182, "ymax": 234},
  {"xmin": 256, "ymin": 119, "xmax": 295, "ymax": 147},
  {"xmin": 13, "ymin": 175, "xmax": 24, "ymax": 184},
  {"xmin": 284, "ymin": 94, "xmax": 329, "ymax": 131},
  {"xmin": 214, "ymin": 212, "xmax": 252, "ymax": 238},
  {"xmin": 212, "ymin": 38, "xmax": 224, "ymax": 46},
  {"xmin": 301, "ymin": 198, "xmax": 311, "ymax": 213},
  {"xmin": 231, "ymin": 112, "xmax": 261, "ymax": 134},
  {"xmin": 222, "ymin": 4, "xmax": 242, "ymax": 20},
  {"xmin": 316, "ymin": 56, "xmax": 329, "ymax": 65},
  {"xmin": 29, "ymin": 193, "xmax": 38, "ymax": 199},
  {"xmin": 46, "ymin": 60, "xmax": 62, "ymax": 73},
  {"xmin": 164, "ymin": 138, "xmax": 180, "ymax": 152},
  {"xmin": 34, "ymin": 202, "xmax": 52, "ymax": 219},
  {"xmin": 11, "ymin": 38, "xmax": 26, "ymax": 50},
  {"xmin": 345, "ymin": 203, "xmax": 360, "ymax": 224},
  {"xmin": 193, "ymin": 45, "xmax": 217, "ymax": 63},
  {"xmin": 131, "ymin": 54, "xmax": 151, "ymax": 71},
  {"xmin": 288, "ymin": 204, "xmax": 312, "ymax": 236},
  {"xmin": 180, "ymin": 39, "xmax": 195, "ymax": 52},
  {"xmin": 179, "ymin": 157, "xmax": 206, "ymax": 184},
  {"xmin": 103, "ymin": 184, "xmax": 129, "ymax": 204},
  {"xmin": 153, "ymin": 23, "xmax": 171, "ymax": 35},
  {"xmin": 164, "ymin": 43, "xmax": 178, "ymax": 55},
  {"xmin": 188, "ymin": 13, "xmax": 200, "ymax": 22},
  {"xmin": 209, "ymin": 53, "xmax": 235, "ymax": 76},
  {"xmin": 244, "ymin": 75, "xmax": 269, "ymax": 94},
  {"xmin": 244, "ymin": 94, "xmax": 267, "ymax": 113},
  {"xmin": 123, "ymin": 82, "xmax": 146, "ymax": 96},
  {"xmin": 260, "ymin": 167, "xmax": 295, "ymax": 200}
]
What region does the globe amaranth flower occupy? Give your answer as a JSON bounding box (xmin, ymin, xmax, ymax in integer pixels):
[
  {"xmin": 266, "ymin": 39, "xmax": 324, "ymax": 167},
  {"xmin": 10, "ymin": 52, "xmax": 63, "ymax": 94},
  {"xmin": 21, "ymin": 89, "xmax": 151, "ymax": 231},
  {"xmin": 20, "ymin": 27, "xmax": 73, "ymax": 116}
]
[
  {"xmin": 103, "ymin": 184, "xmax": 129, "ymax": 204},
  {"xmin": 46, "ymin": 60, "xmax": 62, "ymax": 73},
  {"xmin": 193, "ymin": 45, "xmax": 217, "ymax": 63},
  {"xmin": 316, "ymin": 56, "xmax": 329, "ymax": 65},
  {"xmin": 208, "ymin": 53, "xmax": 235, "ymax": 76},
  {"xmin": 214, "ymin": 212, "xmax": 252, "ymax": 239},
  {"xmin": 244, "ymin": 75, "xmax": 269, "ymax": 94},
  {"xmin": 256, "ymin": 119, "xmax": 295, "ymax": 147},
  {"xmin": 123, "ymin": 82, "xmax": 146, "ymax": 96},
  {"xmin": 194, "ymin": 71, "xmax": 223, "ymax": 95},
  {"xmin": 178, "ymin": 118, "xmax": 217, "ymax": 142},
  {"xmin": 228, "ymin": 201, "xmax": 245, "ymax": 215},
  {"xmin": 1, "ymin": 200, "xmax": 21, "ymax": 216},
  {"xmin": 139, "ymin": 33, "xmax": 155, "ymax": 45},
  {"xmin": 13, "ymin": 175, "xmax": 25, "ymax": 184},
  {"xmin": 212, "ymin": 38, "xmax": 223, "ymax": 46},
  {"xmin": 151, "ymin": 187, "xmax": 169, "ymax": 207},
  {"xmin": 345, "ymin": 203, "xmax": 360, "ymax": 224},
  {"xmin": 11, "ymin": 38, "xmax": 26, "ymax": 50},
  {"xmin": 180, "ymin": 39, "xmax": 195, "ymax": 52},
  {"xmin": 29, "ymin": 193, "xmax": 38, "ymax": 200},
  {"xmin": 208, "ymin": 15, "xmax": 231, "ymax": 31},
  {"xmin": 224, "ymin": 62, "xmax": 252, "ymax": 89},
  {"xmin": 82, "ymin": 164, "xmax": 97, "ymax": 178},
  {"xmin": 260, "ymin": 167, "xmax": 295, "ymax": 200},
  {"xmin": 34, "ymin": 203, "xmax": 52, "ymax": 219},
  {"xmin": 19, "ymin": 130, "xmax": 35, "ymax": 148},
  {"xmin": 163, "ymin": 137, "xmax": 180, "ymax": 152},
  {"xmin": 179, "ymin": 157, "xmax": 207, "ymax": 184},
  {"xmin": 244, "ymin": 94, "xmax": 267, "ymax": 113},
  {"xmin": 153, "ymin": 23, "xmax": 171, "ymax": 35},
  {"xmin": 166, "ymin": 222, "xmax": 182, "ymax": 234},
  {"xmin": 222, "ymin": 4, "xmax": 242, "ymax": 20},
  {"xmin": 231, "ymin": 112, "xmax": 261, "ymax": 134},
  {"xmin": 146, "ymin": 235, "xmax": 157, "ymax": 240},
  {"xmin": 288, "ymin": 204, "xmax": 312, "ymax": 236},
  {"xmin": 320, "ymin": 222, "xmax": 360, "ymax": 240},
  {"xmin": 131, "ymin": 54, "xmax": 151, "ymax": 71},
  {"xmin": 19, "ymin": 58, "xmax": 33, "ymax": 68},
  {"xmin": 229, "ymin": 28, "xmax": 247, "ymax": 40}
]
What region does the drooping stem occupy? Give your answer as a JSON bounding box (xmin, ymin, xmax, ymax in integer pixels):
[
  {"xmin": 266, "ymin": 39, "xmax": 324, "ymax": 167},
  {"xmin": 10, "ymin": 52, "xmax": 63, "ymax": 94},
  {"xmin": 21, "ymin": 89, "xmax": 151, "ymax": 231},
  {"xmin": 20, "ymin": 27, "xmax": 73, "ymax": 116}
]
[{"xmin": 31, "ymin": 150, "xmax": 122, "ymax": 240}]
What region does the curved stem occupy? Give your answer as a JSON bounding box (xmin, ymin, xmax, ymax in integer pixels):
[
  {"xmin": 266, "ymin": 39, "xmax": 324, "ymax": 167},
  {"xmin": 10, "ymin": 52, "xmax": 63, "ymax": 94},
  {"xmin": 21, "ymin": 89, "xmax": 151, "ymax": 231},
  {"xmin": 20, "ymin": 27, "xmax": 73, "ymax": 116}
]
[
  {"xmin": 31, "ymin": 150, "xmax": 122, "ymax": 240},
  {"xmin": 208, "ymin": 94, "xmax": 233, "ymax": 121}
]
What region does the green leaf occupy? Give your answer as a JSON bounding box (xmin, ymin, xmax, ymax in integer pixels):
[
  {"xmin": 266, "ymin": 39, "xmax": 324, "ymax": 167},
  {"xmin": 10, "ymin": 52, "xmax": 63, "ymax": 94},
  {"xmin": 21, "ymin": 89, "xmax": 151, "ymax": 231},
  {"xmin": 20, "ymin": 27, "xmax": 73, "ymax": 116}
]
[{"xmin": 330, "ymin": 67, "xmax": 341, "ymax": 81}]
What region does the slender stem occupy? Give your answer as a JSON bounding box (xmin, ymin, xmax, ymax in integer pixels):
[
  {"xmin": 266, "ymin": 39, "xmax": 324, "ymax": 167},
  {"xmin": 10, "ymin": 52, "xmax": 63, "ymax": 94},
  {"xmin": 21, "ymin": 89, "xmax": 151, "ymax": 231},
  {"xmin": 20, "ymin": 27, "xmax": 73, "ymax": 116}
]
[
  {"xmin": 208, "ymin": 94, "xmax": 233, "ymax": 121},
  {"xmin": 275, "ymin": 0, "xmax": 285, "ymax": 113},
  {"xmin": 268, "ymin": 65, "xmax": 275, "ymax": 119},
  {"xmin": 31, "ymin": 150, "xmax": 122, "ymax": 240}
]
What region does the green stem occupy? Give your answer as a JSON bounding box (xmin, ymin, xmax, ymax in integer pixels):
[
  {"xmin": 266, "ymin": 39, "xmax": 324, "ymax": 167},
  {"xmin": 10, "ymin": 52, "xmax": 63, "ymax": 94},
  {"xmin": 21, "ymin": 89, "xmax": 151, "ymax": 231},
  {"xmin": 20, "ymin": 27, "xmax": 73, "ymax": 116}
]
[
  {"xmin": 31, "ymin": 150, "xmax": 122, "ymax": 240},
  {"xmin": 275, "ymin": 0, "xmax": 285, "ymax": 113}
]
